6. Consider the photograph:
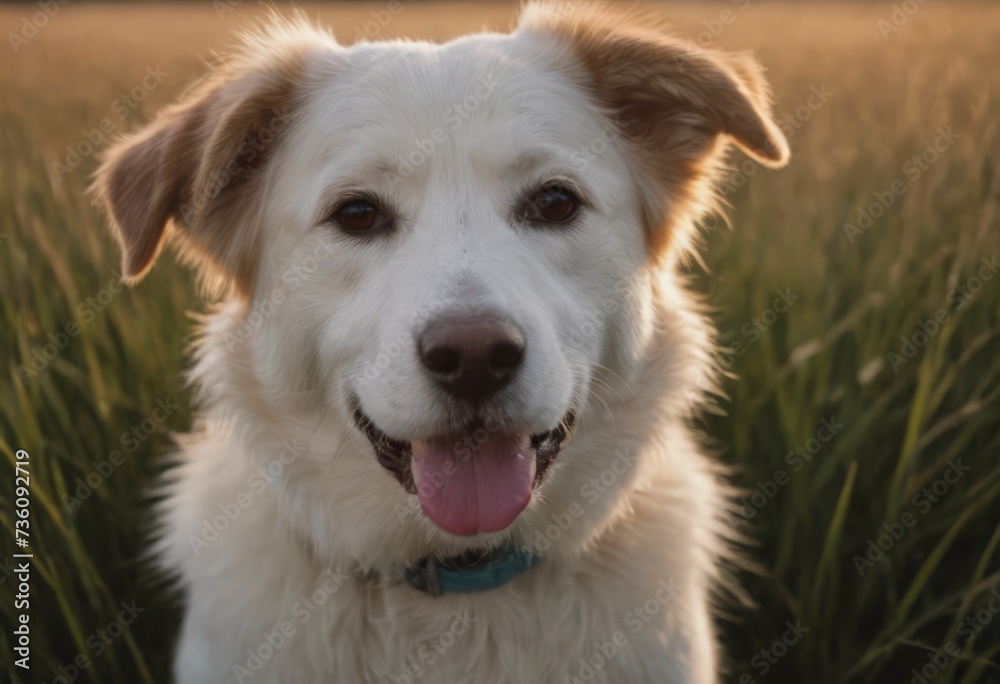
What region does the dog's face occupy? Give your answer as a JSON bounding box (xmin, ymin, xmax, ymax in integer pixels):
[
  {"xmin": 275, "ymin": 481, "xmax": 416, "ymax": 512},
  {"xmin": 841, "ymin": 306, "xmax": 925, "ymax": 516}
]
[
  {"xmin": 276, "ymin": 37, "xmax": 658, "ymax": 537},
  {"xmin": 95, "ymin": 4, "xmax": 787, "ymax": 550}
]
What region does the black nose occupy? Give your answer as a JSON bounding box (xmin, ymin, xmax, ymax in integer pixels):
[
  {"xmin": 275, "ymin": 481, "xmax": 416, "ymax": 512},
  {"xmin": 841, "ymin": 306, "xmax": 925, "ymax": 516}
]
[{"xmin": 418, "ymin": 314, "xmax": 526, "ymax": 402}]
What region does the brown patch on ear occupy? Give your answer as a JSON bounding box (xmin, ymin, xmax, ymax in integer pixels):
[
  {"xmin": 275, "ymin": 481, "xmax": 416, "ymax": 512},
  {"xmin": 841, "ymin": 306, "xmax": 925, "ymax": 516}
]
[
  {"xmin": 519, "ymin": 2, "xmax": 789, "ymax": 257},
  {"xmin": 100, "ymin": 118, "xmax": 187, "ymax": 279},
  {"xmin": 91, "ymin": 26, "xmax": 309, "ymax": 296}
]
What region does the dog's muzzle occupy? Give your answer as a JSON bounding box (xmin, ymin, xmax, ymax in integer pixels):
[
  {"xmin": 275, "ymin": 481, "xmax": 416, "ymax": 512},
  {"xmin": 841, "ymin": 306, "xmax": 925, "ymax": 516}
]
[{"xmin": 352, "ymin": 406, "xmax": 575, "ymax": 536}]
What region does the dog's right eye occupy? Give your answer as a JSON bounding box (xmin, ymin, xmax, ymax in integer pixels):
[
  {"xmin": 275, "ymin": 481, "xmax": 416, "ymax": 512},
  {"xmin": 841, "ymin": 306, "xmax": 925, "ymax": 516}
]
[
  {"xmin": 520, "ymin": 184, "xmax": 583, "ymax": 225},
  {"xmin": 329, "ymin": 198, "xmax": 390, "ymax": 234}
]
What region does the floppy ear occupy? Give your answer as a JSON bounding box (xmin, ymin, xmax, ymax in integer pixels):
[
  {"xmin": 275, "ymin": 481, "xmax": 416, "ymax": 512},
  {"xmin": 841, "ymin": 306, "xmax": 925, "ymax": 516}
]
[
  {"xmin": 519, "ymin": 2, "xmax": 789, "ymax": 252},
  {"xmin": 91, "ymin": 28, "xmax": 309, "ymax": 295},
  {"xmin": 520, "ymin": 2, "xmax": 788, "ymax": 165}
]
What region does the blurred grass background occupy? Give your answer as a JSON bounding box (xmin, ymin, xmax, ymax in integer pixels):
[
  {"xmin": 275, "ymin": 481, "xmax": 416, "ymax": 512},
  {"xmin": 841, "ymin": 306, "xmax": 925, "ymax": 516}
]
[{"xmin": 1, "ymin": 2, "xmax": 998, "ymax": 683}]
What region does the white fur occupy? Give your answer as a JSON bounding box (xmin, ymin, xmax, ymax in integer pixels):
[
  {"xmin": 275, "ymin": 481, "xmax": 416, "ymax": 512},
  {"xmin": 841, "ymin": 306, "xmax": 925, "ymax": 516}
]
[{"xmin": 123, "ymin": 11, "xmax": 786, "ymax": 684}]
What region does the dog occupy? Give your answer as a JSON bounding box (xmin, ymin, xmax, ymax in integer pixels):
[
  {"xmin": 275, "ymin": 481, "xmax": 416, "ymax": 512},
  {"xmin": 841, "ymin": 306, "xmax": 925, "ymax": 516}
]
[{"xmin": 93, "ymin": 3, "xmax": 788, "ymax": 682}]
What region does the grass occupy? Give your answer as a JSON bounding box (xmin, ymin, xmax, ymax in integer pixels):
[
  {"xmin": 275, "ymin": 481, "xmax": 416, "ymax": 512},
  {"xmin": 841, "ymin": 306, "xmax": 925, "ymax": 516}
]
[{"xmin": 1, "ymin": 2, "xmax": 998, "ymax": 683}]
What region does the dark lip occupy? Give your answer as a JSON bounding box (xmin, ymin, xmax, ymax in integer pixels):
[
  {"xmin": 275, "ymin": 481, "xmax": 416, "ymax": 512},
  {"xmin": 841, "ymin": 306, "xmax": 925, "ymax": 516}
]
[{"xmin": 351, "ymin": 405, "xmax": 576, "ymax": 495}]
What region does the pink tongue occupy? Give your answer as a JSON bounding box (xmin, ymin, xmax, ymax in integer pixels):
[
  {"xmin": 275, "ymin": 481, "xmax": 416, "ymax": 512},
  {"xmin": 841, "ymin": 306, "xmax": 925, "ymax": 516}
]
[{"xmin": 410, "ymin": 431, "xmax": 536, "ymax": 536}]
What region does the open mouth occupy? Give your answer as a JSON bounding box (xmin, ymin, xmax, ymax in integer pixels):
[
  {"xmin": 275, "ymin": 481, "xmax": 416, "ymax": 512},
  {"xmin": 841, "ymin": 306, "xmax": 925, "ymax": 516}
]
[{"xmin": 352, "ymin": 405, "xmax": 575, "ymax": 536}]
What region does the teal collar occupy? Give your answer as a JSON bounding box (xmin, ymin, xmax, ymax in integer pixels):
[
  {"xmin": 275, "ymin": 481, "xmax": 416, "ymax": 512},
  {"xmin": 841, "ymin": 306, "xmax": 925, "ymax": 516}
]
[{"xmin": 402, "ymin": 548, "xmax": 540, "ymax": 597}]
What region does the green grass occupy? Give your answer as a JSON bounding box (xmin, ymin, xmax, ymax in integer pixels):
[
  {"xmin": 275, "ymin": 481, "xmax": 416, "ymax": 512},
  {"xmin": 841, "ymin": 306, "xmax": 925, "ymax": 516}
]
[
  {"xmin": 1, "ymin": 104, "xmax": 193, "ymax": 684},
  {"xmin": 1, "ymin": 3, "xmax": 999, "ymax": 683}
]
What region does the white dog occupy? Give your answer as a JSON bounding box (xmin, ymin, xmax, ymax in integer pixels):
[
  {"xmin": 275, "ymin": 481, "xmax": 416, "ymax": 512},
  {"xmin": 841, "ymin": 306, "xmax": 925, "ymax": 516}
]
[{"xmin": 94, "ymin": 3, "xmax": 788, "ymax": 682}]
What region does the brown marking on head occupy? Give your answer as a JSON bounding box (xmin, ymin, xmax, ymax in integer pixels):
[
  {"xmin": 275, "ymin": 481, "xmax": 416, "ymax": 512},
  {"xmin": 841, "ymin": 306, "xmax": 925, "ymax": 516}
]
[
  {"xmin": 519, "ymin": 2, "xmax": 789, "ymax": 259},
  {"xmin": 91, "ymin": 20, "xmax": 319, "ymax": 296}
]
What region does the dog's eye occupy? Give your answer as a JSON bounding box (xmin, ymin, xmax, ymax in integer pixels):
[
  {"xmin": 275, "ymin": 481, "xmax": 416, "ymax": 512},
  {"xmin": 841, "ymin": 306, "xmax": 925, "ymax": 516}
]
[
  {"xmin": 524, "ymin": 185, "xmax": 581, "ymax": 224},
  {"xmin": 330, "ymin": 199, "xmax": 388, "ymax": 234}
]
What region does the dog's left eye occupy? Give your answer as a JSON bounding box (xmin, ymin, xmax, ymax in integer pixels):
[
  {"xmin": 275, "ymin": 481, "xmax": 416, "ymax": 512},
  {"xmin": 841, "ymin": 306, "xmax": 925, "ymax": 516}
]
[
  {"xmin": 329, "ymin": 198, "xmax": 391, "ymax": 234},
  {"xmin": 522, "ymin": 185, "xmax": 582, "ymax": 224}
]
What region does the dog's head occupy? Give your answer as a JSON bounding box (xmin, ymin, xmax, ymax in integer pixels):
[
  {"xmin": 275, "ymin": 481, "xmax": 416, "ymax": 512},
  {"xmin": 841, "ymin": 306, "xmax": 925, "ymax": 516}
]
[{"xmin": 94, "ymin": 4, "xmax": 787, "ymax": 555}]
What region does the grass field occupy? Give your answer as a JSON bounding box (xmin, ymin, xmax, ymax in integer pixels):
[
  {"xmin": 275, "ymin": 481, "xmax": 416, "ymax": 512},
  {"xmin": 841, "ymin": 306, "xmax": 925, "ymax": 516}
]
[{"xmin": 1, "ymin": 2, "xmax": 999, "ymax": 682}]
